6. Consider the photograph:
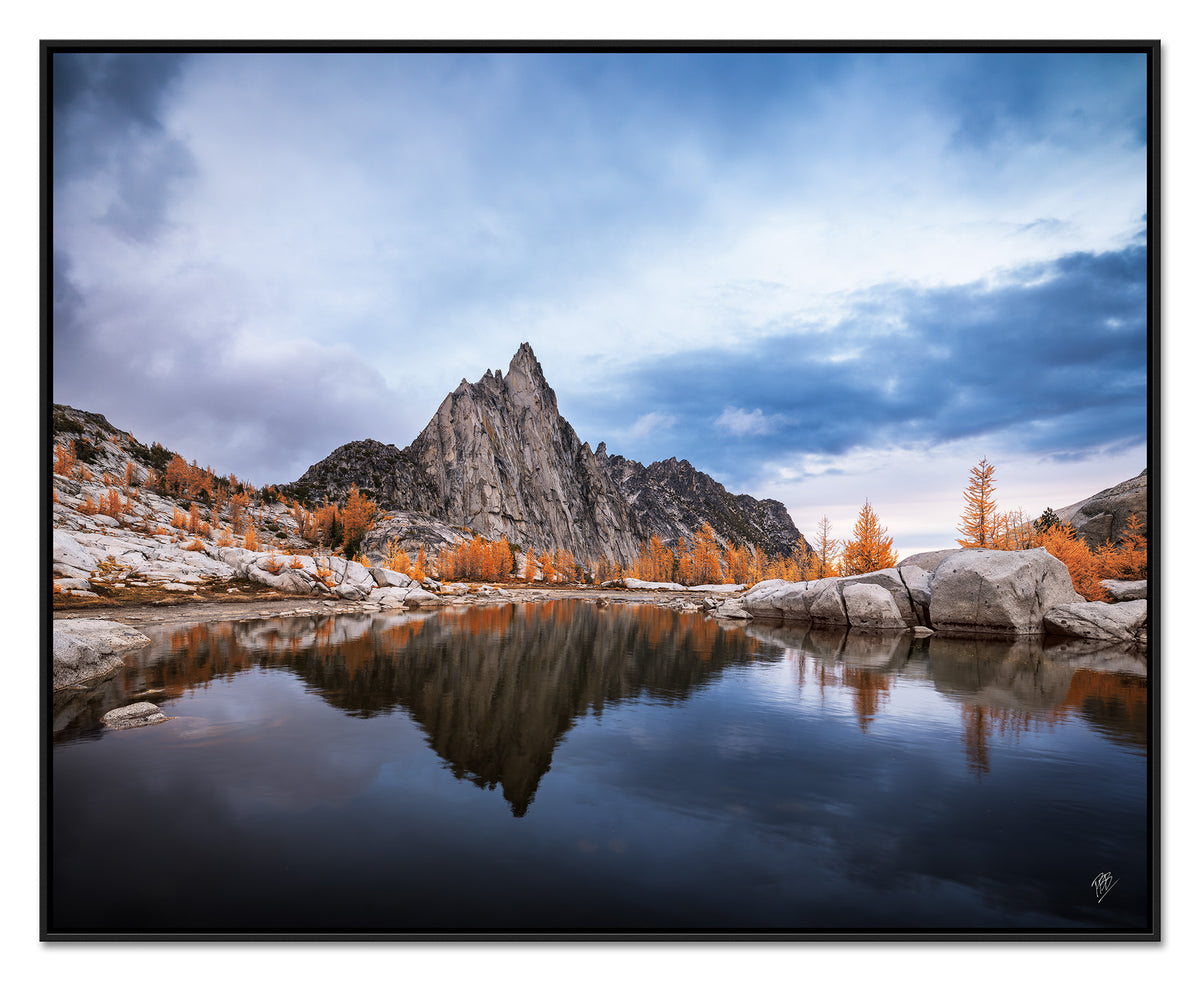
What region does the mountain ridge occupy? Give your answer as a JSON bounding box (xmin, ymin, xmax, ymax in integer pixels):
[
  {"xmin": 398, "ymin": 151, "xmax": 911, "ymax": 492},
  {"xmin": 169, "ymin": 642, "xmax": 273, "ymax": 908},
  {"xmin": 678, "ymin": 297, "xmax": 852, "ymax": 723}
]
[{"xmin": 286, "ymin": 343, "xmax": 806, "ymax": 563}]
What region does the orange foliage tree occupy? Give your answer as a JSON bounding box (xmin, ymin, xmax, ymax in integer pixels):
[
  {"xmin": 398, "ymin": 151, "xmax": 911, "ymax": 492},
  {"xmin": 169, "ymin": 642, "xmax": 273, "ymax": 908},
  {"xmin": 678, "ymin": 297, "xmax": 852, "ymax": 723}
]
[
  {"xmin": 841, "ymin": 500, "xmax": 898, "ymax": 575},
  {"xmin": 957, "ymin": 457, "xmax": 999, "ymax": 548},
  {"xmin": 54, "ymin": 440, "xmax": 79, "ymax": 477},
  {"xmin": 553, "ymin": 547, "xmax": 578, "ymax": 582},
  {"xmin": 341, "ymin": 485, "xmax": 377, "ymax": 556},
  {"xmin": 690, "ymin": 522, "xmax": 724, "ymax": 585},
  {"xmin": 383, "ymin": 539, "xmax": 413, "ymax": 575},
  {"xmin": 1034, "ymin": 523, "xmax": 1109, "ymax": 601},
  {"xmin": 100, "ymin": 488, "xmax": 124, "ymax": 517},
  {"xmin": 228, "ymin": 491, "xmax": 250, "ymax": 534},
  {"xmin": 436, "ymin": 534, "xmax": 516, "ymax": 582},
  {"xmin": 674, "ymin": 538, "xmax": 693, "ymax": 585},
  {"xmin": 723, "ymin": 542, "xmax": 752, "ymax": 584}
]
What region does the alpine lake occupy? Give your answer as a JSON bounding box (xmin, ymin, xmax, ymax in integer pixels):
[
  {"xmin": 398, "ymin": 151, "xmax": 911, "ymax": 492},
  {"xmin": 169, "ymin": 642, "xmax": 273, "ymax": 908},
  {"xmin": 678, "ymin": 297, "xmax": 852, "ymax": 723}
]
[{"xmin": 49, "ymin": 598, "xmax": 1151, "ymax": 936}]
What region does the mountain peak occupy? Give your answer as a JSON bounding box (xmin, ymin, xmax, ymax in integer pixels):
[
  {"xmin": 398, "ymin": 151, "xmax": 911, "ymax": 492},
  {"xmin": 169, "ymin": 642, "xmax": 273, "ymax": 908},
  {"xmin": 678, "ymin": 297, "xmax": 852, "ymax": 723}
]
[
  {"xmin": 503, "ymin": 341, "xmax": 556, "ymax": 411},
  {"xmin": 509, "ymin": 341, "xmax": 540, "ymax": 374}
]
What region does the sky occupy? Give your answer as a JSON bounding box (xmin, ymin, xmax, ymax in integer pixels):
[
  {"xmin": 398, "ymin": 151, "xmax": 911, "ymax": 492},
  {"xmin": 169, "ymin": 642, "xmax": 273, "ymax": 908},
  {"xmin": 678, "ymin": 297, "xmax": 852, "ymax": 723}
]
[{"xmin": 50, "ymin": 47, "xmax": 1151, "ymax": 556}]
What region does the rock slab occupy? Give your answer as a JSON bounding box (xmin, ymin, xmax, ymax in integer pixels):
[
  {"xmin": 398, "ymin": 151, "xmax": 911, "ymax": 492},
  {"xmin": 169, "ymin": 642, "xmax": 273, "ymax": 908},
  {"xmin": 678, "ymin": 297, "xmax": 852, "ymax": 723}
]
[
  {"xmin": 102, "ymin": 701, "xmax": 168, "ymax": 729},
  {"xmin": 1101, "ymin": 579, "xmax": 1148, "ymax": 601},
  {"xmin": 53, "ymin": 619, "xmax": 151, "ymax": 690},
  {"xmin": 1043, "ymin": 599, "xmax": 1148, "ymax": 643}
]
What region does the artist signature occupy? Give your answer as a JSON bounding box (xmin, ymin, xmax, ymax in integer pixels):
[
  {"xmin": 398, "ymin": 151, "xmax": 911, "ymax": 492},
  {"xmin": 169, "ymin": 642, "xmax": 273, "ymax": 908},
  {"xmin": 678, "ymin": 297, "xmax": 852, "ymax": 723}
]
[{"xmin": 1091, "ymin": 872, "xmax": 1119, "ymax": 903}]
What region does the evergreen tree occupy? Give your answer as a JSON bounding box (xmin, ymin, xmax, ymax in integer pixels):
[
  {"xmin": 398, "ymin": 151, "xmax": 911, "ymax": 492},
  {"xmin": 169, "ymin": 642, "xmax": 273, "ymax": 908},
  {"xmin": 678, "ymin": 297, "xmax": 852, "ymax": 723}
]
[{"xmin": 1033, "ymin": 507, "xmax": 1062, "ymax": 535}]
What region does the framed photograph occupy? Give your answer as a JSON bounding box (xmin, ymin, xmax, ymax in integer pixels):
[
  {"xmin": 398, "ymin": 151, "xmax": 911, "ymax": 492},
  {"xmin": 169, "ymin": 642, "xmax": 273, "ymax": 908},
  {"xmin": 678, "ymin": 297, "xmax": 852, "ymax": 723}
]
[{"xmin": 44, "ymin": 40, "xmax": 1158, "ymax": 941}]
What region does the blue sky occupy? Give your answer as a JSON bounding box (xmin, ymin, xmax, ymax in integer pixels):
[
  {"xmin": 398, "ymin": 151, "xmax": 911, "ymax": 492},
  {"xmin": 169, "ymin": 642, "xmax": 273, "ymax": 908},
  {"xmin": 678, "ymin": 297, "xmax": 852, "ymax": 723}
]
[{"xmin": 51, "ymin": 49, "xmax": 1150, "ymax": 555}]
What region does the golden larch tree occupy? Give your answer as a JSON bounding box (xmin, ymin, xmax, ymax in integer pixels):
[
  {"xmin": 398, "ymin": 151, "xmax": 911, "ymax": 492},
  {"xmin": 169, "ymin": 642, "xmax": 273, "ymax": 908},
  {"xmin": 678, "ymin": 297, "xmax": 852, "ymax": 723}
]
[
  {"xmin": 341, "ymin": 485, "xmax": 377, "ymax": 556},
  {"xmin": 675, "ymin": 538, "xmax": 694, "ymax": 586},
  {"xmin": 53, "ymin": 440, "xmax": 78, "ymax": 477},
  {"xmin": 691, "ymin": 523, "xmax": 723, "ymax": 585},
  {"xmin": 841, "ymin": 500, "xmax": 898, "ymax": 575},
  {"xmin": 957, "ymin": 457, "xmax": 999, "ymax": 548},
  {"xmin": 724, "ymin": 543, "xmax": 752, "ymax": 584},
  {"xmin": 383, "ymin": 539, "xmax": 412, "ymax": 575}
]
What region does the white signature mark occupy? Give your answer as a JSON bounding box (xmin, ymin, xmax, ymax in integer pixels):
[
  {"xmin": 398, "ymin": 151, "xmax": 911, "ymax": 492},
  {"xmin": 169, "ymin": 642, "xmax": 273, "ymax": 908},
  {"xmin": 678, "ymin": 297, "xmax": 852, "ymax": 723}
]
[{"xmin": 1091, "ymin": 872, "xmax": 1119, "ymax": 903}]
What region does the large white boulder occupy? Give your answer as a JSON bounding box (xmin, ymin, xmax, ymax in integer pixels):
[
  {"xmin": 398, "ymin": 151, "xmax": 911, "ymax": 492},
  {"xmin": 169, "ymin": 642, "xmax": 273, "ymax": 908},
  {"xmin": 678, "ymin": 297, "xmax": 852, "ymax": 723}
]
[
  {"xmin": 839, "ymin": 569, "xmax": 918, "ymax": 626},
  {"xmin": 402, "ymin": 586, "xmax": 442, "ymax": 606},
  {"xmin": 808, "ymin": 578, "xmax": 848, "ymax": 626},
  {"xmin": 929, "ymin": 548, "xmax": 1082, "ymax": 635},
  {"xmin": 843, "ymin": 583, "xmax": 907, "ymax": 630},
  {"xmin": 620, "ymin": 578, "xmax": 682, "ymax": 591},
  {"xmin": 369, "ymin": 586, "xmax": 410, "ymax": 608},
  {"xmin": 741, "ymin": 579, "xmax": 813, "ymax": 619},
  {"xmin": 710, "ymin": 599, "xmax": 752, "ymax": 620},
  {"xmin": 370, "ymin": 567, "xmax": 414, "ymax": 588},
  {"xmin": 897, "ymin": 564, "xmax": 933, "ymax": 624}
]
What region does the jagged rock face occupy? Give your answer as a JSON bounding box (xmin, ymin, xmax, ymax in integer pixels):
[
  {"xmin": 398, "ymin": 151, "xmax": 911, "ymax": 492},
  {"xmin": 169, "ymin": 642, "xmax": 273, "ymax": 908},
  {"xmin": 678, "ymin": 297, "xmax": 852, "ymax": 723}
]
[
  {"xmin": 400, "ymin": 343, "xmax": 644, "ymax": 564},
  {"xmin": 288, "ymin": 343, "xmax": 802, "ymax": 564},
  {"xmin": 599, "ymin": 450, "xmax": 804, "ymax": 556},
  {"xmin": 1054, "ymin": 469, "xmax": 1148, "ymax": 550}
]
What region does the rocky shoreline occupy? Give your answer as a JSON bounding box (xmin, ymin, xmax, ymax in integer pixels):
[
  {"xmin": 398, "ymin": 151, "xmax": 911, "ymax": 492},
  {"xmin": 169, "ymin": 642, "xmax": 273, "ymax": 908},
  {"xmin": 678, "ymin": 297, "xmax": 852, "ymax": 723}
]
[{"xmin": 53, "ymin": 546, "xmax": 1149, "ymax": 699}]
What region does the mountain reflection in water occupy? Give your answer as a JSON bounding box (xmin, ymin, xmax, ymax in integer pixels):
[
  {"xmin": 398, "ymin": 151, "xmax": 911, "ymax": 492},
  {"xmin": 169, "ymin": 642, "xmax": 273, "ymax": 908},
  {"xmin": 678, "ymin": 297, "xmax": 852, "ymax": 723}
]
[{"xmin": 55, "ymin": 601, "xmax": 1146, "ymax": 818}]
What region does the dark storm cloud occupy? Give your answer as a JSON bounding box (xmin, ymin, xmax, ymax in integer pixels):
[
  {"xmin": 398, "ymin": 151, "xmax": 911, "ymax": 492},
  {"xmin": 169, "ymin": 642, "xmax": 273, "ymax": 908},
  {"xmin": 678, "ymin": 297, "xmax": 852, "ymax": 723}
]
[
  {"xmin": 53, "ymin": 52, "xmax": 196, "ymax": 241},
  {"xmin": 589, "ymin": 243, "xmax": 1147, "ymax": 482}
]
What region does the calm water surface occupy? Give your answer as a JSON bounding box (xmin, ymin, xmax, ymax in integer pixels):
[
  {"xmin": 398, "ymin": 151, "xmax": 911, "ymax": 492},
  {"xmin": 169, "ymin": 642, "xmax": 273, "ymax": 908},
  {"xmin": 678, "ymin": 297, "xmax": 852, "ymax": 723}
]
[{"xmin": 50, "ymin": 599, "xmax": 1150, "ymax": 934}]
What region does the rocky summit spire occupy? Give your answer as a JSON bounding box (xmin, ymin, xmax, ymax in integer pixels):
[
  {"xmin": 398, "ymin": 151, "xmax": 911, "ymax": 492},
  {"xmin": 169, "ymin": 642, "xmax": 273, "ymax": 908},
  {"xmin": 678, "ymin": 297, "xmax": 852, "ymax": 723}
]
[
  {"xmin": 509, "ymin": 340, "xmax": 538, "ymax": 371},
  {"xmin": 401, "ymin": 343, "xmax": 639, "ymax": 563},
  {"xmin": 502, "ymin": 342, "xmax": 555, "ymax": 413}
]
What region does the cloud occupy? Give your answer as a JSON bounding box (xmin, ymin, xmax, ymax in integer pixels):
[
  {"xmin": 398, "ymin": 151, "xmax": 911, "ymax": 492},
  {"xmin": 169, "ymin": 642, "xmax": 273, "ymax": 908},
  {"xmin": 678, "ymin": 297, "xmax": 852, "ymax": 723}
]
[
  {"xmin": 576, "ymin": 242, "xmax": 1147, "ymax": 487},
  {"xmin": 625, "ymin": 412, "xmax": 678, "ymax": 442},
  {"xmin": 715, "ymin": 407, "xmax": 779, "ymax": 437}
]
